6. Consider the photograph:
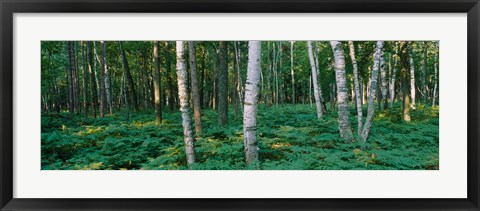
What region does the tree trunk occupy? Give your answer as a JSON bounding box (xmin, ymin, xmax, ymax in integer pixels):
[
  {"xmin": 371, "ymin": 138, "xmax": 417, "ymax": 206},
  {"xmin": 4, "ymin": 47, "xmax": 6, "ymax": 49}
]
[
  {"xmin": 348, "ymin": 41, "xmax": 363, "ymax": 136},
  {"xmin": 380, "ymin": 49, "xmax": 388, "ymax": 110},
  {"xmin": 153, "ymin": 41, "xmax": 163, "ymax": 125},
  {"xmin": 307, "ymin": 41, "xmax": 323, "ymax": 119},
  {"xmin": 390, "ymin": 46, "xmax": 397, "ymax": 108},
  {"xmin": 189, "ymin": 41, "xmax": 202, "ymax": 134},
  {"xmin": 234, "ymin": 41, "xmax": 244, "ymax": 107},
  {"xmin": 87, "ymin": 42, "xmax": 97, "ymax": 118},
  {"xmin": 408, "ymin": 48, "xmax": 416, "ymax": 110},
  {"xmin": 422, "ymin": 42, "xmax": 428, "ymax": 103},
  {"xmin": 81, "ymin": 42, "xmax": 88, "ymax": 118},
  {"xmin": 400, "ymin": 41, "xmax": 411, "ymax": 122},
  {"xmin": 432, "ymin": 42, "xmax": 439, "ymax": 107},
  {"xmin": 165, "ymin": 42, "xmax": 175, "ymax": 113},
  {"xmin": 290, "ymin": 41, "xmax": 295, "ymax": 104},
  {"xmin": 218, "ymin": 41, "xmax": 228, "ymax": 126},
  {"xmin": 330, "ymin": 41, "xmax": 354, "ymax": 142},
  {"xmin": 360, "ymin": 41, "xmax": 383, "ymax": 141},
  {"xmin": 119, "ymin": 41, "xmax": 139, "ymax": 112},
  {"xmin": 176, "ymin": 41, "xmax": 196, "ymax": 166},
  {"xmin": 244, "ymin": 41, "xmax": 262, "ymax": 165},
  {"xmin": 99, "ymin": 41, "xmax": 106, "ymax": 117},
  {"xmin": 67, "ymin": 42, "xmax": 75, "ymax": 113}
]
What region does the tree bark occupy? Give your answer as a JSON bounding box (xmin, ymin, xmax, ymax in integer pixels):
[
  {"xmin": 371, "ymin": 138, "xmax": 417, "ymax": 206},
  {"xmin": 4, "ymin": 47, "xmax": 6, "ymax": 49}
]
[
  {"xmin": 330, "ymin": 41, "xmax": 354, "ymax": 142},
  {"xmin": 380, "ymin": 49, "xmax": 388, "ymax": 110},
  {"xmin": 176, "ymin": 41, "xmax": 196, "ymax": 166},
  {"xmin": 390, "ymin": 46, "xmax": 397, "ymax": 108},
  {"xmin": 348, "ymin": 41, "xmax": 363, "ymax": 136},
  {"xmin": 218, "ymin": 41, "xmax": 228, "ymax": 126},
  {"xmin": 67, "ymin": 42, "xmax": 75, "ymax": 113},
  {"xmin": 165, "ymin": 42, "xmax": 175, "ymax": 113},
  {"xmin": 290, "ymin": 41, "xmax": 295, "ymax": 104},
  {"xmin": 119, "ymin": 41, "xmax": 139, "ymax": 112},
  {"xmin": 153, "ymin": 41, "xmax": 163, "ymax": 125},
  {"xmin": 432, "ymin": 42, "xmax": 439, "ymax": 107},
  {"xmin": 99, "ymin": 41, "xmax": 106, "ymax": 117},
  {"xmin": 360, "ymin": 41, "xmax": 384, "ymax": 141},
  {"xmin": 87, "ymin": 42, "xmax": 97, "ymax": 118},
  {"xmin": 244, "ymin": 41, "xmax": 262, "ymax": 165},
  {"xmin": 408, "ymin": 47, "xmax": 416, "ymax": 110},
  {"xmin": 81, "ymin": 42, "xmax": 88, "ymax": 118},
  {"xmin": 307, "ymin": 41, "xmax": 323, "ymax": 119},
  {"xmin": 189, "ymin": 41, "xmax": 202, "ymax": 134},
  {"xmin": 400, "ymin": 41, "xmax": 411, "ymax": 122}
]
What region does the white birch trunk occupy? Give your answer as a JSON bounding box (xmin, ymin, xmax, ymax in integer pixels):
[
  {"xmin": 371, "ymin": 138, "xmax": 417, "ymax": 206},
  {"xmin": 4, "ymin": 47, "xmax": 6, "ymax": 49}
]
[
  {"xmin": 409, "ymin": 52, "xmax": 416, "ymax": 110},
  {"xmin": 389, "ymin": 52, "xmax": 397, "ymax": 108},
  {"xmin": 330, "ymin": 41, "xmax": 354, "ymax": 141},
  {"xmin": 244, "ymin": 41, "xmax": 262, "ymax": 165},
  {"xmin": 176, "ymin": 41, "xmax": 196, "ymax": 166},
  {"xmin": 361, "ymin": 41, "xmax": 384, "ymax": 142},
  {"xmin": 432, "ymin": 46, "xmax": 438, "ymax": 107},
  {"xmin": 348, "ymin": 41, "xmax": 363, "ymax": 136},
  {"xmin": 307, "ymin": 41, "xmax": 323, "ymax": 119},
  {"xmin": 380, "ymin": 49, "xmax": 388, "ymax": 110},
  {"xmin": 290, "ymin": 41, "xmax": 295, "ymax": 104}
]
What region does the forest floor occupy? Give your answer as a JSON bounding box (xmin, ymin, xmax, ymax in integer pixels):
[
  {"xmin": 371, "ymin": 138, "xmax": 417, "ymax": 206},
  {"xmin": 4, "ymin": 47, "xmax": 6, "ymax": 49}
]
[{"xmin": 41, "ymin": 103, "xmax": 439, "ymax": 170}]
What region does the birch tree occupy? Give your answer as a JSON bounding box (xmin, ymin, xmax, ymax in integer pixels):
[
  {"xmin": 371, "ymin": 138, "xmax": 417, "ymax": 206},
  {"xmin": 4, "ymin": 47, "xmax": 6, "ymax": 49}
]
[
  {"xmin": 307, "ymin": 41, "xmax": 323, "ymax": 119},
  {"xmin": 330, "ymin": 41, "xmax": 354, "ymax": 141},
  {"xmin": 87, "ymin": 42, "xmax": 97, "ymax": 118},
  {"xmin": 361, "ymin": 41, "xmax": 383, "ymax": 141},
  {"xmin": 103, "ymin": 42, "xmax": 112, "ymax": 115},
  {"xmin": 348, "ymin": 41, "xmax": 363, "ymax": 136},
  {"xmin": 290, "ymin": 41, "xmax": 295, "ymax": 104},
  {"xmin": 176, "ymin": 41, "xmax": 196, "ymax": 166},
  {"xmin": 153, "ymin": 41, "xmax": 162, "ymax": 125},
  {"xmin": 189, "ymin": 41, "xmax": 202, "ymax": 134},
  {"xmin": 244, "ymin": 41, "xmax": 262, "ymax": 165},
  {"xmin": 379, "ymin": 49, "xmax": 388, "ymax": 109},
  {"xmin": 99, "ymin": 41, "xmax": 107, "ymax": 117},
  {"xmin": 390, "ymin": 44, "xmax": 398, "ymax": 108},
  {"xmin": 408, "ymin": 48, "xmax": 416, "ymax": 110},
  {"xmin": 432, "ymin": 42, "xmax": 439, "ymax": 107}
]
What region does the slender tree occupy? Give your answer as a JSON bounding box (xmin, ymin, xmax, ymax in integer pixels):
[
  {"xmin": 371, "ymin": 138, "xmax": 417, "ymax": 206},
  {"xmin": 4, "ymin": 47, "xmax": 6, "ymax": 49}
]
[
  {"xmin": 380, "ymin": 49, "xmax": 388, "ymax": 110},
  {"xmin": 81, "ymin": 42, "xmax": 88, "ymax": 118},
  {"xmin": 244, "ymin": 41, "xmax": 262, "ymax": 165},
  {"xmin": 330, "ymin": 41, "xmax": 354, "ymax": 142},
  {"xmin": 348, "ymin": 41, "xmax": 363, "ymax": 136},
  {"xmin": 218, "ymin": 41, "xmax": 228, "ymax": 126},
  {"xmin": 400, "ymin": 41, "xmax": 411, "ymax": 122},
  {"xmin": 189, "ymin": 41, "xmax": 202, "ymax": 134},
  {"xmin": 99, "ymin": 41, "xmax": 106, "ymax": 117},
  {"xmin": 176, "ymin": 41, "xmax": 196, "ymax": 166},
  {"xmin": 119, "ymin": 41, "xmax": 139, "ymax": 112},
  {"xmin": 408, "ymin": 47, "xmax": 416, "ymax": 110},
  {"xmin": 290, "ymin": 41, "xmax": 295, "ymax": 104},
  {"xmin": 153, "ymin": 41, "xmax": 162, "ymax": 125},
  {"xmin": 432, "ymin": 42, "xmax": 439, "ymax": 107},
  {"xmin": 87, "ymin": 42, "xmax": 97, "ymax": 118},
  {"xmin": 360, "ymin": 41, "xmax": 383, "ymax": 141},
  {"xmin": 307, "ymin": 41, "xmax": 323, "ymax": 119}
]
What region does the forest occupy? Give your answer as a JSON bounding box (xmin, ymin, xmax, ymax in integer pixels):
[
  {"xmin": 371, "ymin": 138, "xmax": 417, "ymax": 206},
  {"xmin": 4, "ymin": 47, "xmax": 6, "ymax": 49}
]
[{"xmin": 41, "ymin": 40, "xmax": 439, "ymax": 170}]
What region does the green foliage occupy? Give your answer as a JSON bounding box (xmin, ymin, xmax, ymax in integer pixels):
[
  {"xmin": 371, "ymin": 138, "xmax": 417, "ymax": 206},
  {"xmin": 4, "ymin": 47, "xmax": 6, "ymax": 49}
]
[{"xmin": 42, "ymin": 104, "xmax": 438, "ymax": 170}]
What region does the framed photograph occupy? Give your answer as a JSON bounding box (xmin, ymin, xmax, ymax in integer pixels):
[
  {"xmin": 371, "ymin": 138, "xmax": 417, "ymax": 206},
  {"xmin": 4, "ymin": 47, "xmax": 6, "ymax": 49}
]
[{"xmin": 1, "ymin": 0, "xmax": 479, "ymax": 210}]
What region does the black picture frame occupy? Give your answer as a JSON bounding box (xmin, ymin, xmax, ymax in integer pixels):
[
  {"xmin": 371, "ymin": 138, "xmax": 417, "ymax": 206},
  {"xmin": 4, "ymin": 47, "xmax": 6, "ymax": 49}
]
[{"xmin": 1, "ymin": 0, "xmax": 479, "ymax": 210}]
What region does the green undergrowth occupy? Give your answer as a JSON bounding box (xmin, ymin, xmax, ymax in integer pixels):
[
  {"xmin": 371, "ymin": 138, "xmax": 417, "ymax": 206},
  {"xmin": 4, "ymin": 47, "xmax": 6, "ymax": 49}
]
[{"xmin": 41, "ymin": 103, "xmax": 439, "ymax": 170}]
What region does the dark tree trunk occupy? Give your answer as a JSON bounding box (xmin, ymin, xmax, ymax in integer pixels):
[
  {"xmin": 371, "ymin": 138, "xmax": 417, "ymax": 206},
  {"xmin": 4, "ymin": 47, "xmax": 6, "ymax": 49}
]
[
  {"xmin": 218, "ymin": 41, "xmax": 228, "ymax": 126},
  {"xmin": 119, "ymin": 41, "xmax": 139, "ymax": 112}
]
